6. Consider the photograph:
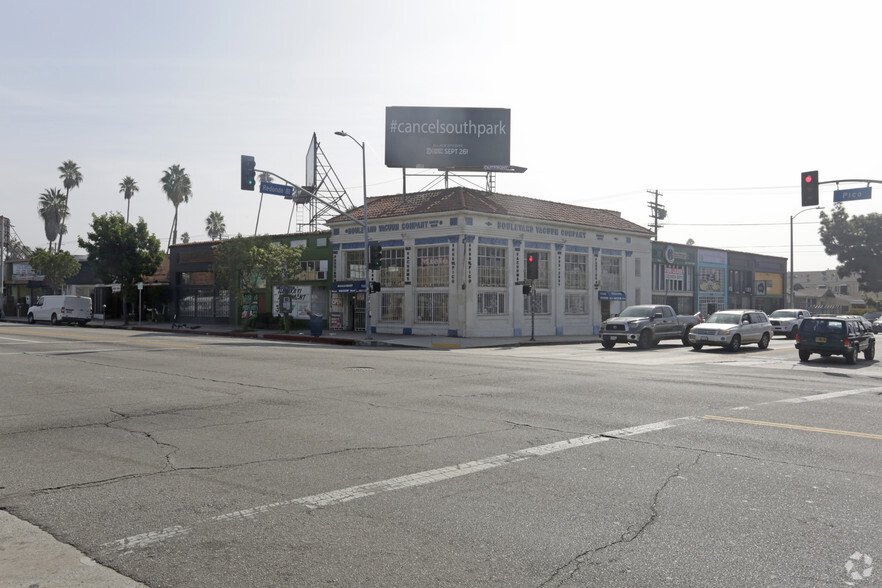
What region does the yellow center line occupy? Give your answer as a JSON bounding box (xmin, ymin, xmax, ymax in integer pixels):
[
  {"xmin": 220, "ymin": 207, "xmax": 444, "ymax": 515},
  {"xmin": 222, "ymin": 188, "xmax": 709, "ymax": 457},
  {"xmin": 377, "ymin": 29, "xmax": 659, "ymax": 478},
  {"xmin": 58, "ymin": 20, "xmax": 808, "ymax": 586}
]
[
  {"xmin": 702, "ymin": 415, "xmax": 882, "ymax": 440},
  {"xmin": 0, "ymin": 328, "xmax": 201, "ymax": 348}
]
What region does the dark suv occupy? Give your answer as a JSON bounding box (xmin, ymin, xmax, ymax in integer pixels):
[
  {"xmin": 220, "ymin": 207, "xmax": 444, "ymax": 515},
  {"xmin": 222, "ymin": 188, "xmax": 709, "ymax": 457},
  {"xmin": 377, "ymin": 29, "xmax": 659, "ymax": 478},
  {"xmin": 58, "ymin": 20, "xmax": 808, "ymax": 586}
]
[{"xmin": 795, "ymin": 315, "xmax": 876, "ymax": 364}]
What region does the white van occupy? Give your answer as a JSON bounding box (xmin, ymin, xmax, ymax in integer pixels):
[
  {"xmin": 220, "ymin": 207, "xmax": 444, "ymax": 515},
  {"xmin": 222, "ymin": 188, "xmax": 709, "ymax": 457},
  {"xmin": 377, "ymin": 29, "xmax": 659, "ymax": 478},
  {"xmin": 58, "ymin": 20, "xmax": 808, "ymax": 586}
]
[{"xmin": 27, "ymin": 295, "xmax": 93, "ymax": 325}]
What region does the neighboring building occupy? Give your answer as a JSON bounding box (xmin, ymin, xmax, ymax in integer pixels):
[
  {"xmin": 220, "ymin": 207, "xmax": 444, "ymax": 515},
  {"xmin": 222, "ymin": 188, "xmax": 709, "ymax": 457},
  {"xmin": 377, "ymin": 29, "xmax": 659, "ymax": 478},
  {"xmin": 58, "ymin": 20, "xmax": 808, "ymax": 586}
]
[
  {"xmin": 167, "ymin": 232, "xmax": 333, "ymax": 328},
  {"xmin": 327, "ymin": 187, "xmax": 653, "ymax": 338},
  {"xmin": 652, "ymin": 241, "xmax": 787, "ymax": 315},
  {"xmin": 791, "ymin": 270, "xmax": 874, "ymax": 314}
]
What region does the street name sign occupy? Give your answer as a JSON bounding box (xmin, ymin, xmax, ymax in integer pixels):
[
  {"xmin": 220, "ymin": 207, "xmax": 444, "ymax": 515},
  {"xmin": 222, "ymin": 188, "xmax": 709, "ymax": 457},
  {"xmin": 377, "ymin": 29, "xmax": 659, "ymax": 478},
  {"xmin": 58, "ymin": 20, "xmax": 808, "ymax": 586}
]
[
  {"xmin": 833, "ymin": 187, "xmax": 872, "ymax": 202},
  {"xmin": 260, "ymin": 182, "xmax": 294, "ymax": 198}
]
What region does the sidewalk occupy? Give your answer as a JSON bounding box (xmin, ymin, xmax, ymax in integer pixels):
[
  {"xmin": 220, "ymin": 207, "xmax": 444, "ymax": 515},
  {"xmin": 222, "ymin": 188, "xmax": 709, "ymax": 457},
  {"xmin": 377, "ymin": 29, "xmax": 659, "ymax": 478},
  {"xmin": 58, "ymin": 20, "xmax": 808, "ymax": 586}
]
[{"xmin": 1, "ymin": 315, "xmax": 599, "ymax": 349}]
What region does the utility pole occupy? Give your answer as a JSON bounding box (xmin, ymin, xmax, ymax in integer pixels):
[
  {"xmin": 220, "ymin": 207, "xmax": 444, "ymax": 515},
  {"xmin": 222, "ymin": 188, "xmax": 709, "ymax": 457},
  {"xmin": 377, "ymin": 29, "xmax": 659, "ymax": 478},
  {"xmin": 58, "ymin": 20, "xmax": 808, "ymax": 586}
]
[{"xmin": 647, "ymin": 189, "xmax": 666, "ymax": 240}]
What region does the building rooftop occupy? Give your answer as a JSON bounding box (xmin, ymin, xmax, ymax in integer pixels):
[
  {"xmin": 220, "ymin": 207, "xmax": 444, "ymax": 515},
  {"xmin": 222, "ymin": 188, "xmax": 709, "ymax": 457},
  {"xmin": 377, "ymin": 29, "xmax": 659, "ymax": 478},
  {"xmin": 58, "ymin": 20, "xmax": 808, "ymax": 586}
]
[{"xmin": 327, "ymin": 187, "xmax": 652, "ymax": 235}]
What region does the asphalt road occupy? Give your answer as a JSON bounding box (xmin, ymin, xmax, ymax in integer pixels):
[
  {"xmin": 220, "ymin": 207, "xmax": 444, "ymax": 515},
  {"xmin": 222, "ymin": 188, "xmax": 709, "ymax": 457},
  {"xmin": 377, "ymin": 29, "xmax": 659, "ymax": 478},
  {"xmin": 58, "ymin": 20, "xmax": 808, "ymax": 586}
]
[{"xmin": 1, "ymin": 323, "xmax": 880, "ymax": 587}]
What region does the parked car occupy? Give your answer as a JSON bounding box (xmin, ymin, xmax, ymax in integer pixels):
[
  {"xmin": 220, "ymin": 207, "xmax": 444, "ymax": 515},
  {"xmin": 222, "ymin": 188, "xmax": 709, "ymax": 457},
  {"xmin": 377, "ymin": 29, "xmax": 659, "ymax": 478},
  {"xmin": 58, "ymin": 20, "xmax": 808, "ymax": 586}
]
[
  {"xmin": 26, "ymin": 295, "xmax": 92, "ymax": 325},
  {"xmin": 795, "ymin": 315, "xmax": 875, "ymax": 364},
  {"xmin": 768, "ymin": 308, "xmax": 811, "ymax": 339},
  {"xmin": 874, "ymin": 318, "xmax": 882, "ymax": 335},
  {"xmin": 688, "ymin": 309, "xmax": 773, "ymax": 351}
]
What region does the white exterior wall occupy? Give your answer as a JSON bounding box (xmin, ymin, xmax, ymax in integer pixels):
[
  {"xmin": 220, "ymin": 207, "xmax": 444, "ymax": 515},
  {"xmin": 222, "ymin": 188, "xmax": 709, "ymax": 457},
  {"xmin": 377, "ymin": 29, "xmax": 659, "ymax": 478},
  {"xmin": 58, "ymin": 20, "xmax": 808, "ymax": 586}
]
[{"xmin": 331, "ymin": 211, "xmax": 651, "ymax": 338}]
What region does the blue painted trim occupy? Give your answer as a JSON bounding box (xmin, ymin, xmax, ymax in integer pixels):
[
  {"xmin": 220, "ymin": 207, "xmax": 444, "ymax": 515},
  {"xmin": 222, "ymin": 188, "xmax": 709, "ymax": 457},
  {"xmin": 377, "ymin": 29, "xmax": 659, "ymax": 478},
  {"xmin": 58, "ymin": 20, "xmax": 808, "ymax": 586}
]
[
  {"xmin": 447, "ymin": 329, "xmax": 458, "ymax": 337},
  {"xmin": 414, "ymin": 235, "xmax": 460, "ymax": 245},
  {"xmin": 524, "ymin": 241, "xmax": 552, "ymax": 250},
  {"xmin": 478, "ymin": 236, "xmax": 509, "ymax": 246},
  {"xmin": 565, "ymin": 245, "xmax": 592, "ymax": 254}
]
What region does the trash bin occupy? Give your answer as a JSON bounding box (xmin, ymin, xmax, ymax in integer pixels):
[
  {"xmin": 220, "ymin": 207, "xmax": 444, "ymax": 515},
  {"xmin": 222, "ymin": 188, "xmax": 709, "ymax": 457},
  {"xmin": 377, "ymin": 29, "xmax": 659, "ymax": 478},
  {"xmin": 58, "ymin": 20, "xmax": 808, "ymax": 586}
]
[{"xmin": 309, "ymin": 315, "xmax": 323, "ymax": 337}]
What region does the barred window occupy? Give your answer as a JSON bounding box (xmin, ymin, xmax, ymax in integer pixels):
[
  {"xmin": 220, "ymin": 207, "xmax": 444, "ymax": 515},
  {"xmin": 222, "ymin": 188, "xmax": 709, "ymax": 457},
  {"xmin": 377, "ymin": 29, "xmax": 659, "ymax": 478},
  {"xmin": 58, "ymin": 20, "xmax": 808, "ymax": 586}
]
[
  {"xmin": 477, "ymin": 246, "xmax": 506, "ymax": 287},
  {"xmin": 346, "ymin": 250, "xmax": 365, "ymax": 280},
  {"xmin": 380, "ymin": 292, "xmax": 405, "ymax": 321},
  {"xmin": 523, "ymin": 291, "xmax": 550, "ymax": 314},
  {"xmin": 416, "ymin": 246, "xmax": 449, "ymax": 287},
  {"xmin": 381, "ymin": 248, "xmax": 405, "ymax": 288},
  {"xmin": 416, "ymin": 292, "xmax": 448, "ymax": 322},
  {"xmin": 477, "ymin": 292, "xmax": 506, "ymax": 315}
]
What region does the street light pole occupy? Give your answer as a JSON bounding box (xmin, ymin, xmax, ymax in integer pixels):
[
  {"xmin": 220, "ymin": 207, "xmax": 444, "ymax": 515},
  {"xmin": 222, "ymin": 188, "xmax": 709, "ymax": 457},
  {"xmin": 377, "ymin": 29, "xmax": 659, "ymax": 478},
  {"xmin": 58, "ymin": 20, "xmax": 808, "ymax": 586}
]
[
  {"xmin": 335, "ymin": 131, "xmax": 372, "ymax": 340},
  {"xmin": 790, "ymin": 206, "xmax": 823, "ymax": 307}
]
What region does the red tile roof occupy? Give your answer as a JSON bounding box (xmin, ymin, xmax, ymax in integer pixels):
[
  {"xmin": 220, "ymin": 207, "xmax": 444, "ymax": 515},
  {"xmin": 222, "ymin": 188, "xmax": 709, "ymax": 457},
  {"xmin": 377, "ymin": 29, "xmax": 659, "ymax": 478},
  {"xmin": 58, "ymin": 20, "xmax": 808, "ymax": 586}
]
[{"xmin": 328, "ymin": 187, "xmax": 651, "ymax": 235}]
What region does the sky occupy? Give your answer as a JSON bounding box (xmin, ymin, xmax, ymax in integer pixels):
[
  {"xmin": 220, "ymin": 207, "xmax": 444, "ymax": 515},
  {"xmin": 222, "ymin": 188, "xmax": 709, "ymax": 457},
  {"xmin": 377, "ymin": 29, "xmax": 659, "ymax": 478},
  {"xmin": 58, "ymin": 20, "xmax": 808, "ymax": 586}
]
[{"xmin": 3, "ymin": 0, "xmax": 881, "ymax": 271}]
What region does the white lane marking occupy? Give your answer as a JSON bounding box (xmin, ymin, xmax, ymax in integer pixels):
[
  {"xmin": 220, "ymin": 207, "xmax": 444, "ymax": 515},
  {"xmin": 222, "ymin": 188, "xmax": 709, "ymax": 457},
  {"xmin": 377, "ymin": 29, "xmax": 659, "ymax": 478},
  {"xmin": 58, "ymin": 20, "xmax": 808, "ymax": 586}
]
[
  {"xmin": 773, "ymin": 387, "xmax": 882, "ymax": 404},
  {"xmin": 103, "ymin": 417, "xmax": 694, "ymax": 552},
  {"xmin": 102, "ymin": 386, "xmax": 881, "ymax": 553},
  {"xmin": 0, "ymin": 336, "xmax": 43, "ymax": 344}
]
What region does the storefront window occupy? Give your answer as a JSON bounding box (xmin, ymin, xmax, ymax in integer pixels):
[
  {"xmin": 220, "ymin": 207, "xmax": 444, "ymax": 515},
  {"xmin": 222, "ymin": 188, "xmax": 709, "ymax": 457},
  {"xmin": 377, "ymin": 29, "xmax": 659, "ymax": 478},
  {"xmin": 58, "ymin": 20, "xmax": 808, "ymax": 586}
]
[
  {"xmin": 477, "ymin": 292, "xmax": 505, "ymax": 315},
  {"xmin": 477, "ymin": 246, "xmax": 506, "ymax": 287},
  {"xmin": 381, "ymin": 248, "xmax": 406, "ymax": 287},
  {"xmin": 416, "ymin": 246, "xmax": 448, "ymax": 287},
  {"xmin": 346, "ymin": 250, "xmax": 365, "ymax": 280},
  {"xmin": 601, "ymin": 255, "xmax": 621, "ymax": 290}
]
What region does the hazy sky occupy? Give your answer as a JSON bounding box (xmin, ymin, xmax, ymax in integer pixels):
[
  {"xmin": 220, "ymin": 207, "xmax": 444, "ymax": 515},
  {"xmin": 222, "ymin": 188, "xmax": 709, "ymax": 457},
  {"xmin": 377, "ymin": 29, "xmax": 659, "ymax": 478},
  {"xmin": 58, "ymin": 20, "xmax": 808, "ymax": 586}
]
[{"xmin": 3, "ymin": 1, "xmax": 880, "ymax": 271}]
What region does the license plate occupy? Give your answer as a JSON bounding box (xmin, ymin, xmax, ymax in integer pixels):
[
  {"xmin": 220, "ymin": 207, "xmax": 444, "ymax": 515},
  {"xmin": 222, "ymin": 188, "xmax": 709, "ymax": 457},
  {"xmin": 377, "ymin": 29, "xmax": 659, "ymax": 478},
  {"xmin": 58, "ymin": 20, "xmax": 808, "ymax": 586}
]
[
  {"xmin": 816, "ymin": 336, "xmax": 826, "ymax": 343},
  {"xmin": 700, "ymin": 336, "xmax": 708, "ymax": 341},
  {"xmin": 611, "ymin": 336, "xmax": 620, "ymax": 341}
]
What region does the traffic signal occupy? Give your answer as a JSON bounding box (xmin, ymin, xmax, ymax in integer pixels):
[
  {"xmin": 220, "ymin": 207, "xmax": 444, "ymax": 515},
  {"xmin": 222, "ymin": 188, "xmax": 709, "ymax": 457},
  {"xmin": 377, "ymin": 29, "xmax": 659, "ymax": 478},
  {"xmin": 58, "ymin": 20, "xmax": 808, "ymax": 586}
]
[
  {"xmin": 522, "ymin": 283, "xmax": 532, "ymax": 295},
  {"xmin": 370, "ymin": 281, "xmax": 382, "ymax": 293},
  {"xmin": 526, "ymin": 253, "xmax": 539, "ymax": 280},
  {"xmin": 801, "ymin": 170, "xmax": 819, "ymax": 206},
  {"xmin": 368, "ymin": 242, "xmax": 383, "ymax": 269},
  {"xmin": 241, "ymin": 155, "xmax": 256, "ymax": 191}
]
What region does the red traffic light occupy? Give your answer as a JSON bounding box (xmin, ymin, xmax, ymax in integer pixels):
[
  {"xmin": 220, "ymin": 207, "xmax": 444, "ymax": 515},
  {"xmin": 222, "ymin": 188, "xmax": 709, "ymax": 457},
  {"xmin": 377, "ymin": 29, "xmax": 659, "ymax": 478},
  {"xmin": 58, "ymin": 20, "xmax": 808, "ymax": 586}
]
[{"xmin": 801, "ymin": 170, "xmax": 819, "ymax": 206}]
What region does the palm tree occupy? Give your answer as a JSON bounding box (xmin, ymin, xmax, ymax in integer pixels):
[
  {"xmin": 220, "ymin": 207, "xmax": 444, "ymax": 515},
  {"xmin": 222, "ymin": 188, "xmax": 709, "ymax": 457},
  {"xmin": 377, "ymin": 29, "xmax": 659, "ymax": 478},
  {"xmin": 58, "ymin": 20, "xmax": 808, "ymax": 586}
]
[
  {"xmin": 57, "ymin": 160, "xmax": 82, "ymax": 251},
  {"xmin": 205, "ymin": 211, "xmax": 226, "ymax": 241},
  {"xmin": 160, "ymin": 164, "xmax": 192, "ymax": 249},
  {"xmin": 38, "ymin": 188, "xmax": 68, "ymax": 251},
  {"xmin": 119, "ymin": 176, "xmax": 139, "ymax": 223}
]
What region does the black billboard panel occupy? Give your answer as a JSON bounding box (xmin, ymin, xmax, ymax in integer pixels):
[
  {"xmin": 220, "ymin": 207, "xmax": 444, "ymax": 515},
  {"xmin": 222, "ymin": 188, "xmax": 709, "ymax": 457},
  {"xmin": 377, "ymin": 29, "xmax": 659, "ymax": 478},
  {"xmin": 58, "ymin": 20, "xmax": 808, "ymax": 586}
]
[{"xmin": 385, "ymin": 106, "xmax": 511, "ymax": 169}]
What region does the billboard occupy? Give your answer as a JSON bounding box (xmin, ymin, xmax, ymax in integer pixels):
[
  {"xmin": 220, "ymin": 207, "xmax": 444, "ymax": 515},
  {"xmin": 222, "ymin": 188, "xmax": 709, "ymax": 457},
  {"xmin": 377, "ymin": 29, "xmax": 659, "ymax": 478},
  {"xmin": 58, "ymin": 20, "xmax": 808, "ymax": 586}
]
[{"xmin": 385, "ymin": 106, "xmax": 511, "ymax": 169}]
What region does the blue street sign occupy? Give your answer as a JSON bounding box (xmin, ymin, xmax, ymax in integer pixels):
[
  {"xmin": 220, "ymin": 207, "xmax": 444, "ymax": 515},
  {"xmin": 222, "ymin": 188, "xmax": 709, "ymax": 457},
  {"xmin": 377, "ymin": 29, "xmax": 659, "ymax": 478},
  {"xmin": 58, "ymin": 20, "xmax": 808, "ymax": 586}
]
[
  {"xmin": 259, "ymin": 182, "xmax": 294, "ymax": 198},
  {"xmin": 833, "ymin": 187, "xmax": 872, "ymax": 202}
]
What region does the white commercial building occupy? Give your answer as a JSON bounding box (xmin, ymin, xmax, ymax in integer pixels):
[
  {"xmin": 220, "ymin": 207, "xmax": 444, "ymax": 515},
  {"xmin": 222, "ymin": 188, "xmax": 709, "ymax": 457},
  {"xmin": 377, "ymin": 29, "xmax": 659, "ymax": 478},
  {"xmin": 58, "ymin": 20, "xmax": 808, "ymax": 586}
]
[{"xmin": 327, "ymin": 187, "xmax": 653, "ymax": 338}]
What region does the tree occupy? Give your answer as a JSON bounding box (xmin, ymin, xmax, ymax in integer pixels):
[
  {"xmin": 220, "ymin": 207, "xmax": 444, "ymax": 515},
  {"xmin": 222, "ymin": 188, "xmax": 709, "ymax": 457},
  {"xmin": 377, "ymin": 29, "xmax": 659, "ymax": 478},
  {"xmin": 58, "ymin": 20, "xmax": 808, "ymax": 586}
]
[
  {"xmin": 818, "ymin": 203, "xmax": 882, "ymax": 291},
  {"xmin": 214, "ymin": 236, "xmax": 302, "ymax": 327},
  {"xmin": 28, "ymin": 249, "xmax": 81, "ymax": 294},
  {"xmin": 160, "ymin": 164, "xmax": 192, "ymax": 249},
  {"xmin": 119, "ymin": 176, "xmax": 139, "ymax": 224},
  {"xmin": 38, "ymin": 188, "xmax": 68, "ymax": 251},
  {"xmin": 58, "ymin": 160, "xmax": 82, "ymax": 251},
  {"xmin": 181, "ymin": 232, "xmax": 190, "ymax": 244},
  {"xmin": 205, "ymin": 211, "xmax": 225, "ymax": 240},
  {"xmin": 77, "ymin": 213, "xmax": 163, "ymax": 325}
]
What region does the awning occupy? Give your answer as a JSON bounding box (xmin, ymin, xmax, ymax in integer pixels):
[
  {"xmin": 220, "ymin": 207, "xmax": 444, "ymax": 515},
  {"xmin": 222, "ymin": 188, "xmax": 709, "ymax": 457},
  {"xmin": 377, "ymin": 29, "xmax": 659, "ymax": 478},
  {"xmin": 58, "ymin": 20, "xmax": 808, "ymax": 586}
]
[
  {"xmin": 598, "ymin": 290, "xmax": 626, "ymax": 301},
  {"xmin": 331, "ymin": 281, "xmax": 366, "ymax": 294}
]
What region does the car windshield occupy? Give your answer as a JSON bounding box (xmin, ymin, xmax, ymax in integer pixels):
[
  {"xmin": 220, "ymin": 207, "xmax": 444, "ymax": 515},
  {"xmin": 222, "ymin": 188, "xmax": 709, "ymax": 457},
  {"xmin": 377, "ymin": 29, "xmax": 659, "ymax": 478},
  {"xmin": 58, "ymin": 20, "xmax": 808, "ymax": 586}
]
[
  {"xmin": 706, "ymin": 312, "xmax": 741, "ymax": 324},
  {"xmin": 770, "ymin": 310, "xmax": 796, "ymax": 318},
  {"xmin": 618, "ymin": 306, "xmax": 655, "ymax": 318}
]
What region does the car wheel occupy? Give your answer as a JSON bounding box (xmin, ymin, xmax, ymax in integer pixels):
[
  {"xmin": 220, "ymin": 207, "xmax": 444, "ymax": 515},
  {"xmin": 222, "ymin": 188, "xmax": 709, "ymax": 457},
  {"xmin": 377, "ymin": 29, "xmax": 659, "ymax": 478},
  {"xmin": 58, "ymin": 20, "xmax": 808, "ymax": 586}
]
[
  {"xmin": 27, "ymin": 313, "xmax": 35, "ymax": 324},
  {"xmin": 50, "ymin": 313, "xmax": 59, "ymax": 325},
  {"xmin": 726, "ymin": 335, "xmax": 741, "ymax": 352},
  {"xmin": 757, "ymin": 332, "xmax": 770, "ymax": 350},
  {"xmin": 681, "ymin": 327, "xmax": 692, "ymax": 346},
  {"xmin": 788, "ymin": 326, "xmax": 798, "ymax": 339},
  {"xmin": 798, "ymin": 350, "xmax": 811, "ymax": 362},
  {"xmin": 692, "ymin": 344, "xmax": 704, "ymax": 351},
  {"xmin": 601, "ymin": 340, "xmax": 615, "ymax": 349},
  {"xmin": 637, "ymin": 330, "xmax": 652, "ymax": 350},
  {"xmin": 845, "ymin": 348, "xmax": 857, "ymax": 365},
  {"xmin": 864, "ymin": 341, "xmax": 875, "ymax": 361}
]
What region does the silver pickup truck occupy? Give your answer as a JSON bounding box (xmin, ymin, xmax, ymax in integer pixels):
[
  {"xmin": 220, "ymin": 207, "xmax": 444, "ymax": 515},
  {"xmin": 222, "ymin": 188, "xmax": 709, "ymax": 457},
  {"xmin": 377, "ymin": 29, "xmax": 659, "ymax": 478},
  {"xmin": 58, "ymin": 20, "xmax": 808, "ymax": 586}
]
[{"xmin": 600, "ymin": 304, "xmax": 701, "ymax": 349}]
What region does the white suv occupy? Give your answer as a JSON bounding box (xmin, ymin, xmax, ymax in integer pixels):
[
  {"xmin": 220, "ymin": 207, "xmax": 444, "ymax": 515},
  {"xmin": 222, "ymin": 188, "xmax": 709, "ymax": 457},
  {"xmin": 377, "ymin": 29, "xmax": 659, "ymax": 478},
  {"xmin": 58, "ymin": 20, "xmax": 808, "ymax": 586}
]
[{"xmin": 768, "ymin": 308, "xmax": 811, "ymax": 339}]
